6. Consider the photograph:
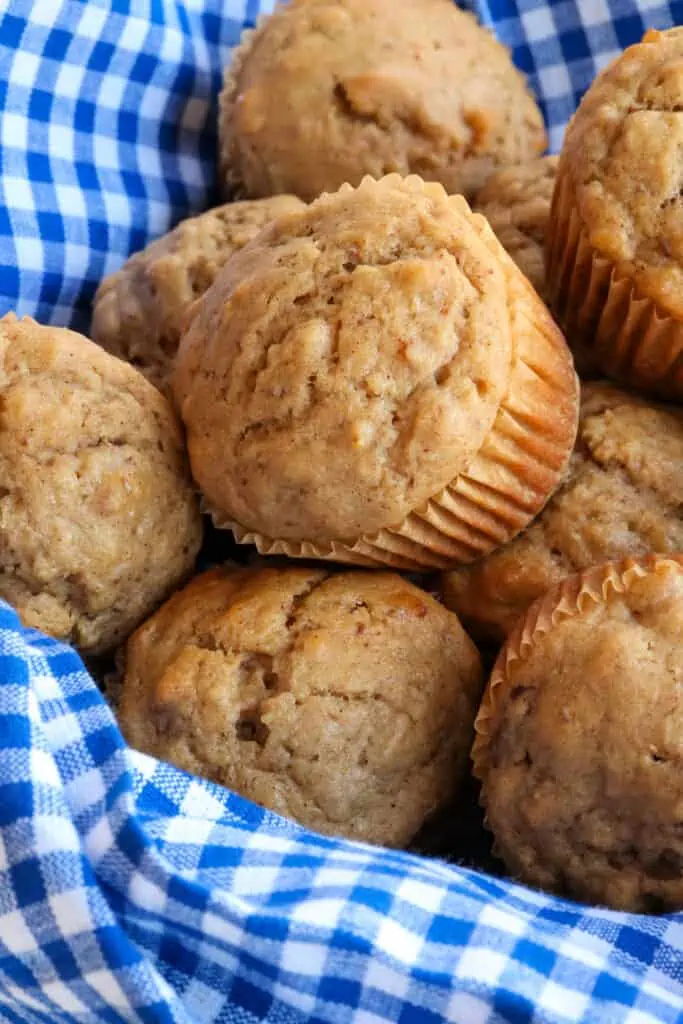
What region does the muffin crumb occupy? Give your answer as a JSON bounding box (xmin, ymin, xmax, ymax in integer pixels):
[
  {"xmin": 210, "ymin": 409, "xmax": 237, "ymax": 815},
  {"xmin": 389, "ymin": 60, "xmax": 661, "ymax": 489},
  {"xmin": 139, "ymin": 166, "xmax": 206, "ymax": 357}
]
[
  {"xmin": 220, "ymin": 0, "xmax": 546, "ymax": 200},
  {"xmin": 0, "ymin": 314, "xmax": 202, "ymax": 653},
  {"xmin": 119, "ymin": 565, "xmax": 483, "ymax": 847}
]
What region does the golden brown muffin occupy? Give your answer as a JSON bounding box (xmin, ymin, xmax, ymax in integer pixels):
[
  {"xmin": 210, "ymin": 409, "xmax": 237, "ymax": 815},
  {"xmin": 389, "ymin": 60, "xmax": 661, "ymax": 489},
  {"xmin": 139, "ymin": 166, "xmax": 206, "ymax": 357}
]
[
  {"xmin": 118, "ymin": 565, "xmax": 483, "ymax": 847},
  {"xmin": 219, "ymin": 0, "xmax": 546, "ymax": 202},
  {"xmin": 442, "ymin": 383, "xmax": 683, "ymax": 642},
  {"xmin": 174, "ymin": 175, "xmax": 578, "ymax": 570},
  {"xmin": 474, "ymin": 156, "xmax": 558, "ymax": 299},
  {"xmin": 547, "ymin": 28, "xmax": 683, "ymax": 395},
  {"xmin": 473, "ymin": 555, "xmax": 683, "ymax": 912},
  {"xmin": 91, "ymin": 196, "xmax": 304, "ymax": 394},
  {"xmin": 0, "ymin": 314, "xmax": 202, "ymax": 653}
]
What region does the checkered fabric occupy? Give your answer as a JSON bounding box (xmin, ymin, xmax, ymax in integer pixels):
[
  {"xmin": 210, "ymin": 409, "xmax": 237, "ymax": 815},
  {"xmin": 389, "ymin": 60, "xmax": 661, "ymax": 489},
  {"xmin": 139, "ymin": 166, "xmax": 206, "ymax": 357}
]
[{"xmin": 1, "ymin": 1, "xmax": 683, "ymax": 1022}]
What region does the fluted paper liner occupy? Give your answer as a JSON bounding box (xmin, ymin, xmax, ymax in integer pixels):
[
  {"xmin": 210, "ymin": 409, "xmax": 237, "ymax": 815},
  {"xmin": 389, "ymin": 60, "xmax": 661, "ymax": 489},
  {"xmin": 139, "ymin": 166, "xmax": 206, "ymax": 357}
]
[
  {"xmin": 472, "ymin": 554, "xmax": 683, "ymax": 793},
  {"xmin": 547, "ymin": 166, "xmax": 683, "ymax": 398},
  {"xmin": 204, "ymin": 202, "xmax": 578, "ymax": 571}
]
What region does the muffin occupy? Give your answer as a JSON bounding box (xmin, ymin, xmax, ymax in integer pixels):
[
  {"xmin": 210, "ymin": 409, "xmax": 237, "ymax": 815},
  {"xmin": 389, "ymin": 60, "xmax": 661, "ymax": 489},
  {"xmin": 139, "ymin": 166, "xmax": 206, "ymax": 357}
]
[
  {"xmin": 474, "ymin": 156, "xmax": 558, "ymax": 299},
  {"xmin": 174, "ymin": 175, "xmax": 579, "ymax": 571},
  {"xmin": 473, "ymin": 555, "xmax": 683, "ymax": 912},
  {"xmin": 0, "ymin": 314, "xmax": 202, "ymax": 653},
  {"xmin": 118, "ymin": 565, "xmax": 483, "ymax": 847},
  {"xmin": 442, "ymin": 383, "xmax": 683, "ymax": 642},
  {"xmin": 91, "ymin": 195, "xmax": 304, "ymax": 394},
  {"xmin": 219, "ymin": 0, "xmax": 546, "ymax": 202},
  {"xmin": 547, "ymin": 28, "xmax": 683, "ymax": 395}
]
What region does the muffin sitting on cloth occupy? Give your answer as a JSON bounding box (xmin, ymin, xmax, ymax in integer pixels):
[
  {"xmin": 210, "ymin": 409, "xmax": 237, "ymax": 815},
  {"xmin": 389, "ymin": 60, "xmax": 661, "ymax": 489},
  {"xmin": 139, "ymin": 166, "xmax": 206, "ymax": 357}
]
[
  {"xmin": 474, "ymin": 156, "xmax": 558, "ymax": 301},
  {"xmin": 219, "ymin": 0, "xmax": 546, "ymax": 201},
  {"xmin": 474, "ymin": 556, "xmax": 683, "ymax": 913},
  {"xmin": 174, "ymin": 174, "xmax": 578, "ymax": 570},
  {"xmin": 91, "ymin": 195, "xmax": 304, "ymax": 395},
  {"xmin": 442, "ymin": 383, "xmax": 683, "ymax": 642},
  {"xmin": 118, "ymin": 565, "xmax": 483, "ymax": 847},
  {"xmin": 0, "ymin": 314, "xmax": 202, "ymax": 653},
  {"xmin": 547, "ymin": 27, "xmax": 683, "ymax": 396}
]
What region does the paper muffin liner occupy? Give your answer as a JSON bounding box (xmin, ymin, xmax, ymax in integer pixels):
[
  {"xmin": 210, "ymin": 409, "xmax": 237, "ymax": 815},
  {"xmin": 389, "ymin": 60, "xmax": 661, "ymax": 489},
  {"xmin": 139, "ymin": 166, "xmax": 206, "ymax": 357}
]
[
  {"xmin": 547, "ymin": 166, "xmax": 683, "ymax": 397},
  {"xmin": 206, "ymin": 208, "xmax": 579, "ymax": 572},
  {"xmin": 471, "ymin": 554, "xmax": 683, "ymax": 790}
]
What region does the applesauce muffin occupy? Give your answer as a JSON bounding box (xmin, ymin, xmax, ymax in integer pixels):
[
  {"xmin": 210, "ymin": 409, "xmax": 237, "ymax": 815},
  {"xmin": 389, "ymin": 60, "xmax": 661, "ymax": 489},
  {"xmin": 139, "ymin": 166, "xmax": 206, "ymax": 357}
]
[
  {"xmin": 118, "ymin": 565, "xmax": 483, "ymax": 847},
  {"xmin": 547, "ymin": 28, "xmax": 683, "ymax": 395},
  {"xmin": 442, "ymin": 383, "xmax": 683, "ymax": 642},
  {"xmin": 0, "ymin": 314, "xmax": 202, "ymax": 653},
  {"xmin": 174, "ymin": 175, "xmax": 578, "ymax": 570},
  {"xmin": 91, "ymin": 195, "xmax": 304, "ymax": 394},
  {"xmin": 219, "ymin": 0, "xmax": 546, "ymax": 202},
  {"xmin": 474, "ymin": 555, "xmax": 683, "ymax": 912},
  {"xmin": 474, "ymin": 156, "xmax": 558, "ymax": 299}
]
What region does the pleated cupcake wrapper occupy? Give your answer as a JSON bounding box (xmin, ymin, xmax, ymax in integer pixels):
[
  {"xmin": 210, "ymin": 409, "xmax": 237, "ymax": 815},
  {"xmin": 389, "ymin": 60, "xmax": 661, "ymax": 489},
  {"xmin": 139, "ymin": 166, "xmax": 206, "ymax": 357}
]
[
  {"xmin": 471, "ymin": 554, "xmax": 683, "ymax": 808},
  {"xmin": 547, "ymin": 167, "xmax": 683, "ymax": 398},
  {"xmin": 204, "ymin": 222, "xmax": 578, "ymax": 571}
]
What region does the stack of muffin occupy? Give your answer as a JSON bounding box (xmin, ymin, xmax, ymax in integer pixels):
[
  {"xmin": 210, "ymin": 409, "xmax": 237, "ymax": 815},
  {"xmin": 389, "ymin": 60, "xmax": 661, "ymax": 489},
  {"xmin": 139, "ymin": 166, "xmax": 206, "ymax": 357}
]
[{"xmin": 5, "ymin": 0, "xmax": 683, "ymax": 913}]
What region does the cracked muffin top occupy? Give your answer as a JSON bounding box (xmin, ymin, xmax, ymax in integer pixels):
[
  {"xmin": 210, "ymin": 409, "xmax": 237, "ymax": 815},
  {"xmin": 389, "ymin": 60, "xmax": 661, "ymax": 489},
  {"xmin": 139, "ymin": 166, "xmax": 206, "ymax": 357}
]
[
  {"xmin": 558, "ymin": 27, "xmax": 683, "ymax": 318},
  {"xmin": 91, "ymin": 195, "xmax": 304, "ymax": 395},
  {"xmin": 0, "ymin": 314, "xmax": 202, "ymax": 653},
  {"xmin": 442, "ymin": 383, "xmax": 683, "ymax": 642},
  {"xmin": 118, "ymin": 564, "xmax": 483, "ymax": 846},
  {"xmin": 174, "ymin": 175, "xmax": 517, "ymax": 544},
  {"xmin": 475, "ymin": 556, "xmax": 683, "ymax": 912},
  {"xmin": 219, "ymin": 0, "xmax": 546, "ymax": 201},
  {"xmin": 474, "ymin": 156, "xmax": 558, "ymax": 297}
]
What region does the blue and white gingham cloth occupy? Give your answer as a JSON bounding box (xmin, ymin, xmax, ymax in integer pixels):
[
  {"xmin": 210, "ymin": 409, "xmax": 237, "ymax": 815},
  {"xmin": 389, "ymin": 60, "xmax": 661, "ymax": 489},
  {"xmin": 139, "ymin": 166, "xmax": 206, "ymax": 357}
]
[{"xmin": 1, "ymin": 1, "xmax": 683, "ymax": 1021}]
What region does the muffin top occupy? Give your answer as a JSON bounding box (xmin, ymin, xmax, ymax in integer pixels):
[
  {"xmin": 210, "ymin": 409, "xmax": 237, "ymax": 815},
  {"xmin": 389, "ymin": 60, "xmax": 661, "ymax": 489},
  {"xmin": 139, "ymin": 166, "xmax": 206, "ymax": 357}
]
[
  {"xmin": 0, "ymin": 314, "xmax": 202, "ymax": 653},
  {"xmin": 119, "ymin": 565, "xmax": 483, "ymax": 846},
  {"xmin": 220, "ymin": 0, "xmax": 546, "ymax": 201},
  {"xmin": 474, "ymin": 156, "xmax": 558, "ymax": 297},
  {"xmin": 475, "ymin": 556, "xmax": 683, "ymax": 912},
  {"xmin": 442, "ymin": 383, "xmax": 683, "ymax": 641},
  {"xmin": 174, "ymin": 175, "xmax": 514, "ymax": 544},
  {"xmin": 560, "ymin": 27, "xmax": 683, "ymax": 318},
  {"xmin": 92, "ymin": 195, "xmax": 304, "ymax": 394}
]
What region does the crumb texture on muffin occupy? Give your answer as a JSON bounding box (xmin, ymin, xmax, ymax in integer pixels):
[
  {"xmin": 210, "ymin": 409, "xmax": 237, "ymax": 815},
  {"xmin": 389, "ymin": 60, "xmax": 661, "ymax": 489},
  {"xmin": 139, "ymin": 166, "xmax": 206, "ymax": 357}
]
[
  {"xmin": 0, "ymin": 314, "xmax": 202, "ymax": 653},
  {"xmin": 442, "ymin": 383, "xmax": 683, "ymax": 640},
  {"xmin": 474, "ymin": 156, "xmax": 558, "ymax": 297},
  {"xmin": 475, "ymin": 556, "xmax": 683, "ymax": 912},
  {"xmin": 174, "ymin": 175, "xmax": 577, "ymax": 569},
  {"xmin": 546, "ymin": 26, "xmax": 683, "ymax": 393},
  {"xmin": 554, "ymin": 27, "xmax": 683, "ymax": 319},
  {"xmin": 174, "ymin": 176, "xmax": 513, "ymax": 543},
  {"xmin": 220, "ymin": 0, "xmax": 546, "ymax": 201},
  {"xmin": 118, "ymin": 565, "xmax": 483, "ymax": 847},
  {"xmin": 92, "ymin": 195, "xmax": 304, "ymax": 393}
]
